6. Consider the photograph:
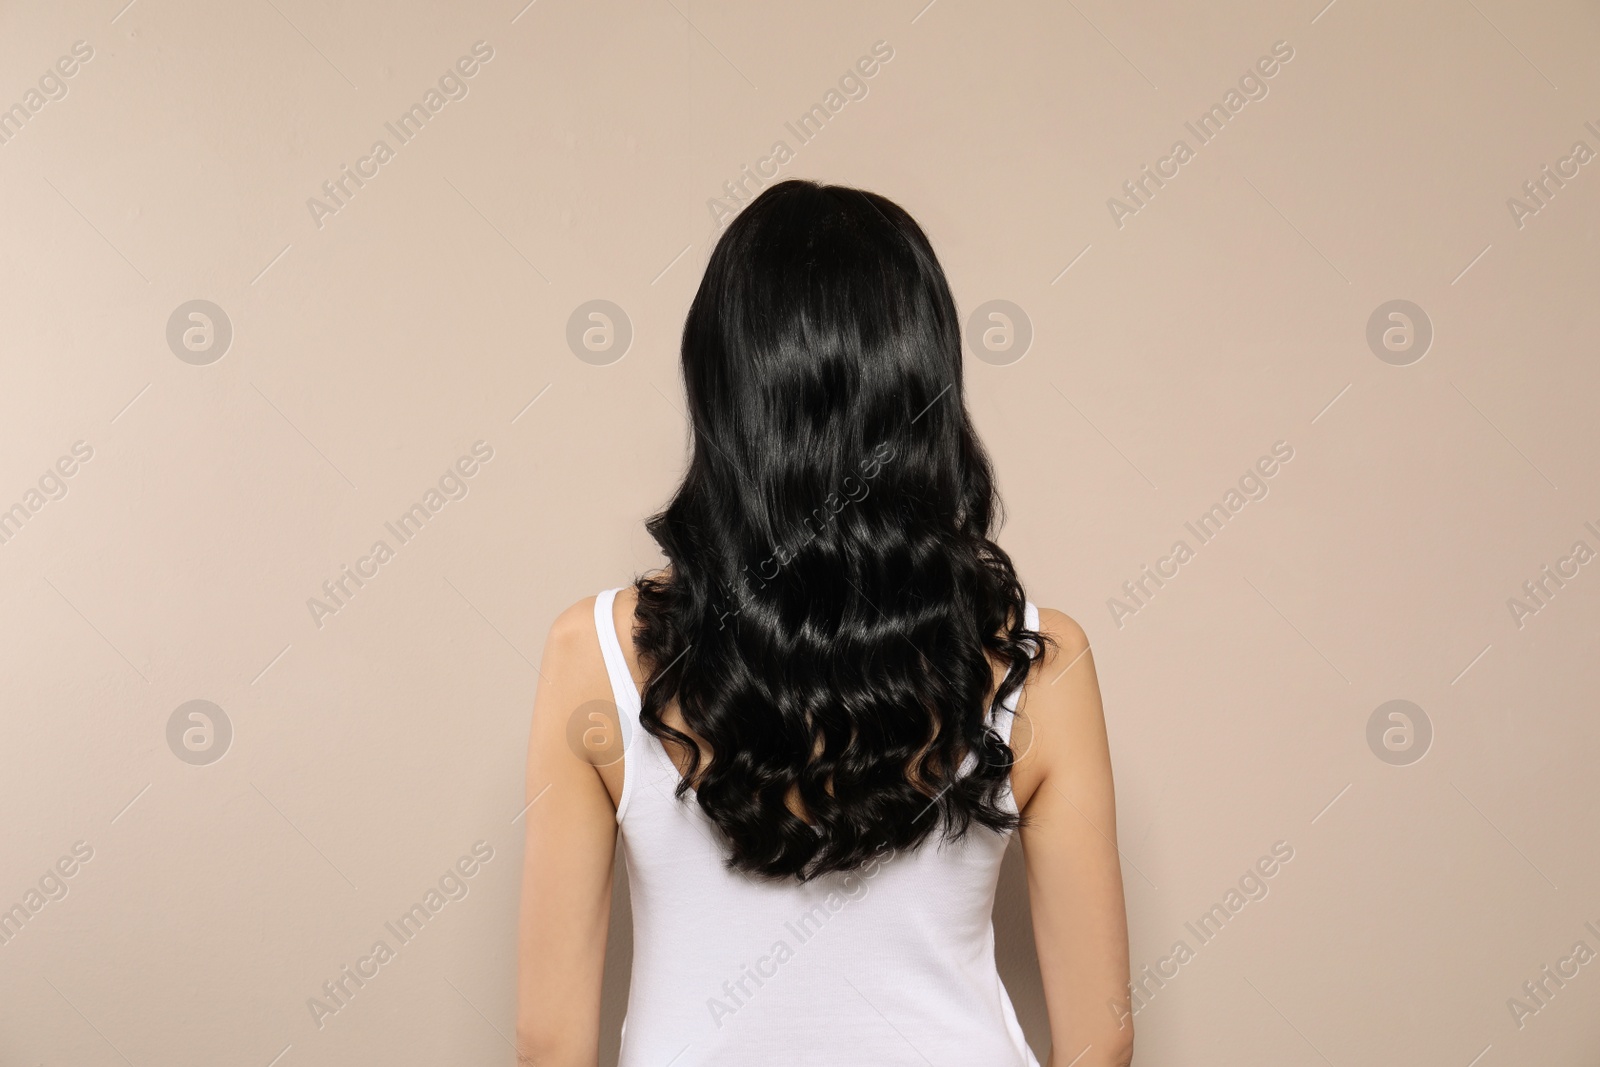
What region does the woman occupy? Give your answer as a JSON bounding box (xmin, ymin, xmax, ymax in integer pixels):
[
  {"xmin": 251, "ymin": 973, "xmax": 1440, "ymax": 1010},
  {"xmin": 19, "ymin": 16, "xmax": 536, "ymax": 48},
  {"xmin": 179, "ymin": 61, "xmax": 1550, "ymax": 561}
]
[{"xmin": 516, "ymin": 179, "xmax": 1132, "ymax": 1066}]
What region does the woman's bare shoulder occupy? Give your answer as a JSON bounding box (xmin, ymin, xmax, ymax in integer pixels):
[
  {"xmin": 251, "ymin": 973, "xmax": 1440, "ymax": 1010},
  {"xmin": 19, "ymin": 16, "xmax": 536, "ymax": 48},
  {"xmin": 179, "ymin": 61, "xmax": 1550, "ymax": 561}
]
[
  {"xmin": 531, "ymin": 591, "xmax": 632, "ymax": 805},
  {"xmin": 547, "ymin": 592, "xmax": 598, "ymax": 643},
  {"xmin": 1009, "ymin": 605, "xmax": 1103, "ymax": 812},
  {"xmin": 1013, "ymin": 605, "xmax": 1094, "ymax": 704},
  {"xmin": 531, "ymin": 594, "xmax": 612, "ymax": 714},
  {"xmin": 1034, "ymin": 606, "xmax": 1090, "ymax": 663},
  {"xmin": 542, "ymin": 583, "xmax": 639, "ymax": 679}
]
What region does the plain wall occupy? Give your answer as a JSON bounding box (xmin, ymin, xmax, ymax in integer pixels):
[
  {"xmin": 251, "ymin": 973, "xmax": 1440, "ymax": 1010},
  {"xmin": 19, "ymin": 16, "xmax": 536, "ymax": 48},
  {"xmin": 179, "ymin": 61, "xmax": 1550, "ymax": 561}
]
[{"xmin": 1, "ymin": 1, "xmax": 1597, "ymax": 1064}]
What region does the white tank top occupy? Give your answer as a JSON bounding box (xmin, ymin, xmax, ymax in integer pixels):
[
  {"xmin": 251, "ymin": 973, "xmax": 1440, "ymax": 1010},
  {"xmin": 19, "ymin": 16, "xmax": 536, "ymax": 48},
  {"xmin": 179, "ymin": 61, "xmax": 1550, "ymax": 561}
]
[{"xmin": 594, "ymin": 587, "xmax": 1042, "ymax": 1067}]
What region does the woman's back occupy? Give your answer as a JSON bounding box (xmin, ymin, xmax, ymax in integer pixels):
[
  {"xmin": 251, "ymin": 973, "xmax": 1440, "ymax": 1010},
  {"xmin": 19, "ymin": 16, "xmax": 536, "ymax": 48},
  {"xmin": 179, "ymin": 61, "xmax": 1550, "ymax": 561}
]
[
  {"xmin": 593, "ymin": 586, "xmax": 1041, "ymax": 1066},
  {"xmin": 514, "ymin": 180, "xmax": 1131, "ymax": 1067}
]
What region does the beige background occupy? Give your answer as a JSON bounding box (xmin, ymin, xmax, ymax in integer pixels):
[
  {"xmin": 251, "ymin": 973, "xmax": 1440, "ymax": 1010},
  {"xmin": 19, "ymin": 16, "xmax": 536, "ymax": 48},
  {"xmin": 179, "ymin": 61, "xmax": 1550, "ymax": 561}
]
[{"xmin": 2, "ymin": 0, "xmax": 1597, "ymax": 1064}]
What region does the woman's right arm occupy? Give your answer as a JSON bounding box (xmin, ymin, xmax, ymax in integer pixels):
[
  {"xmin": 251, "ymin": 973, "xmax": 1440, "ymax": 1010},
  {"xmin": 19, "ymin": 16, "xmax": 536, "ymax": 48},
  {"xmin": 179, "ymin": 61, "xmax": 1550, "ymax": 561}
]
[
  {"xmin": 1019, "ymin": 608, "xmax": 1134, "ymax": 1067},
  {"xmin": 515, "ymin": 598, "xmax": 621, "ymax": 1066}
]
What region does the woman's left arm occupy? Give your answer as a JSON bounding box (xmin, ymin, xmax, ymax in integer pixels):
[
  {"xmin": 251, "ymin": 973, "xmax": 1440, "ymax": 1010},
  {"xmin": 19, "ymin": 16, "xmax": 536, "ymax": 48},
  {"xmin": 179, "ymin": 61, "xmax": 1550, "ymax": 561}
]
[{"xmin": 515, "ymin": 599, "xmax": 621, "ymax": 1067}]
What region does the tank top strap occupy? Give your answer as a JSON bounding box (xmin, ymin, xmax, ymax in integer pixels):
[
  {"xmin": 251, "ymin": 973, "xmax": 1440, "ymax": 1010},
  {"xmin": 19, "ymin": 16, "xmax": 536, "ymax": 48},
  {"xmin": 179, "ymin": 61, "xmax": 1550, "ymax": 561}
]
[
  {"xmin": 593, "ymin": 587, "xmax": 643, "ymax": 719},
  {"xmin": 594, "ymin": 588, "xmax": 644, "ymax": 825}
]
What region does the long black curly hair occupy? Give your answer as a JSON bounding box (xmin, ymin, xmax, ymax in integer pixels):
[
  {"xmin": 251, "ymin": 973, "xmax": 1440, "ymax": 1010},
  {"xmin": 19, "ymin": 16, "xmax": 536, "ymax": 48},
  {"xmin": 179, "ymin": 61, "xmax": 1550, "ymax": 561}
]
[{"xmin": 632, "ymin": 179, "xmax": 1051, "ymax": 881}]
